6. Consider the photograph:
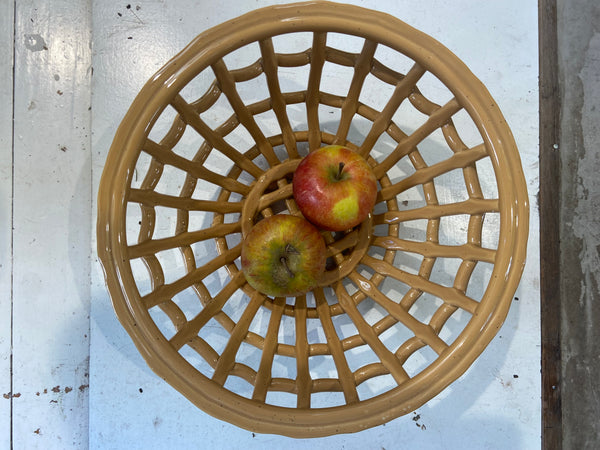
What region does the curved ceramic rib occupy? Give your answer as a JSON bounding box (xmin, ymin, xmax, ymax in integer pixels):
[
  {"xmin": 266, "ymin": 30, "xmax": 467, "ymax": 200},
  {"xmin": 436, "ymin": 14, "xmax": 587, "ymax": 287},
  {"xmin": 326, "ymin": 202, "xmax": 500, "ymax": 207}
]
[
  {"xmin": 259, "ymin": 38, "xmax": 299, "ymax": 158},
  {"xmin": 334, "ymin": 39, "xmax": 378, "ymax": 145}
]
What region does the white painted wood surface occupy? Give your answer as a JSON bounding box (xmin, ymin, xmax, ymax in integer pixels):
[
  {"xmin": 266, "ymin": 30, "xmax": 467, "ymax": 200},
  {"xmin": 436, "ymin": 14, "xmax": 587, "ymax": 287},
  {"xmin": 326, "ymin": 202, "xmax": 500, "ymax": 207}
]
[
  {"xmin": 7, "ymin": 0, "xmax": 92, "ymax": 448},
  {"xmin": 0, "ymin": 0, "xmax": 539, "ymax": 448},
  {"xmin": 0, "ymin": 3, "xmax": 15, "ymax": 449},
  {"xmin": 90, "ymin": 1, "xmax": 540, "ymax": 449}
]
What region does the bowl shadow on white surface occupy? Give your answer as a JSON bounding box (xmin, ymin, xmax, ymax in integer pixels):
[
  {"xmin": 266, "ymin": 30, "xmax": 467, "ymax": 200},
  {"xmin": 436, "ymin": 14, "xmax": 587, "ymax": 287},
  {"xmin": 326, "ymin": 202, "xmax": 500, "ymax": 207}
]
[{"xmin": 91, "ymin": 110, "xmax": 520, "ymax": 431}]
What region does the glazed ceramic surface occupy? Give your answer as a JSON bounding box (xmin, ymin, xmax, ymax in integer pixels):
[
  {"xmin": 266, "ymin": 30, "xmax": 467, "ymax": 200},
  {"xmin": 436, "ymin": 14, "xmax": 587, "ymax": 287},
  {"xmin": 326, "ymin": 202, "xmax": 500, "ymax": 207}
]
[{"xmin": 97, "ymin": 2, "xmax": 528, "ymax": 437}]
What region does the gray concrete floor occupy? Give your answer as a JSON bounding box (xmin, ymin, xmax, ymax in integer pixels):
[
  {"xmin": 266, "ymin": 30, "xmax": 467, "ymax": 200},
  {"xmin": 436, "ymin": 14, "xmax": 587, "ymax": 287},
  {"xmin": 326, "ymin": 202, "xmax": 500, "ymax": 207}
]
[{"xmin": 558, "ymin": 0, "xmax": 600, "ymax": 447}]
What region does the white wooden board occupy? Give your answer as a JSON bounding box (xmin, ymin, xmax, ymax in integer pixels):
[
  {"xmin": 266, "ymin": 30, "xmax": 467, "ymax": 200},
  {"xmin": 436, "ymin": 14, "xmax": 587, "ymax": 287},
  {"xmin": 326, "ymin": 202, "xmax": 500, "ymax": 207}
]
[
  {"xmin": 0, "ymin": 2, "xmax": 15, "ymax": 449},
  {"xmin": 10, "ymin": 0, "xmax": 92, "ymax": 447}
]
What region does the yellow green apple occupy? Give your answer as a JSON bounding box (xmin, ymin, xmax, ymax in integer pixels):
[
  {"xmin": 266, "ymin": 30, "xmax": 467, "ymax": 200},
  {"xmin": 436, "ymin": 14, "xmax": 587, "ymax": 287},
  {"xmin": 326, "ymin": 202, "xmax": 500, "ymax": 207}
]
[{"xmin": 240, "ymin": 214, "xmax": 327, "ymax": 297}]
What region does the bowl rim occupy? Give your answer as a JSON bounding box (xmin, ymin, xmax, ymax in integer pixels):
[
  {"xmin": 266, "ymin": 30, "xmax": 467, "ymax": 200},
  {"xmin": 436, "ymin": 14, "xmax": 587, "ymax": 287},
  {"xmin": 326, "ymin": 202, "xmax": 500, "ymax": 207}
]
[{"xmin": 97, "ymin": 0, "xmax": 529, "ymax": 437}]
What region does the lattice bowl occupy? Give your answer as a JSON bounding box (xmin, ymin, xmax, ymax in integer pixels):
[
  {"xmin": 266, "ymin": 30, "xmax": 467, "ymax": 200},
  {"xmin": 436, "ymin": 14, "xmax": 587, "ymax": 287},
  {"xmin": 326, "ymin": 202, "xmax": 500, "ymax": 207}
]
[{"xmin": 97, "ymin": 1, "xmax": 529, "ymax": 438}]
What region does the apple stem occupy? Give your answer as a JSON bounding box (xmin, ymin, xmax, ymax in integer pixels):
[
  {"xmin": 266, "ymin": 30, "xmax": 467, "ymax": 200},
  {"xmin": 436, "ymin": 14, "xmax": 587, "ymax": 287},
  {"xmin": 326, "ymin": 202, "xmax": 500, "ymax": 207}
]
[
  {"xmin": 336, "ymin": 161, "xmax": 345, "ymax": 180},
  {"xmin": 280, "ymin": 256, "xmax": 294, "ymax": 278},
  {"xmin": 280, "ymin": 244, "xmax": 299, "ymax": 279}
]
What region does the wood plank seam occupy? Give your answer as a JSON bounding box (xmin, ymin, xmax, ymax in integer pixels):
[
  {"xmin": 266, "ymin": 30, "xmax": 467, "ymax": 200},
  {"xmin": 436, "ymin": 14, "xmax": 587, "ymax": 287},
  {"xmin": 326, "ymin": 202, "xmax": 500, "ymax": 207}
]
[
  {"xmin": 9, "ymin": 1, "xmax": 16, "ymax": 448},
  {"xmin": 539, "ymin": 0, "xmax": 562, "ymax": 448}
]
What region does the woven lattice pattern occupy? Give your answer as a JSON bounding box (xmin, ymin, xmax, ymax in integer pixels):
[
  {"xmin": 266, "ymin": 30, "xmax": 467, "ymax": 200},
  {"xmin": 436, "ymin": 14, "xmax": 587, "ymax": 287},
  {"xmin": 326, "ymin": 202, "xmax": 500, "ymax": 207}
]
[
  {"xmin": 98, "ymin": 2, "xmax": 528, "ymax": 438},
  {"xmin": 133, "ymin": 32, "xmax": 493, "ymax": 400}
]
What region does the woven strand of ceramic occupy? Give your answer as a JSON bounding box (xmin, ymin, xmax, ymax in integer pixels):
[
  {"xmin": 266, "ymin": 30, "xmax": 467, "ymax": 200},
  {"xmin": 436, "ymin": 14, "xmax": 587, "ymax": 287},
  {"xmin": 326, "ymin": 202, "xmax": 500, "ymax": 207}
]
[{"xmin": 97, "ymin": 2, "xmax": 528, "ymax": 438}]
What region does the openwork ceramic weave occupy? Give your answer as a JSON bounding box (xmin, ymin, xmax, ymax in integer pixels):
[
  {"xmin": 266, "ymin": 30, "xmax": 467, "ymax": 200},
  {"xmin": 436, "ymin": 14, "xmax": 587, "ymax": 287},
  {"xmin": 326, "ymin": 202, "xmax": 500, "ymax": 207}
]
[{"xmin": 97, "ymin": 2, "xmax": 529, "ymax": 437}]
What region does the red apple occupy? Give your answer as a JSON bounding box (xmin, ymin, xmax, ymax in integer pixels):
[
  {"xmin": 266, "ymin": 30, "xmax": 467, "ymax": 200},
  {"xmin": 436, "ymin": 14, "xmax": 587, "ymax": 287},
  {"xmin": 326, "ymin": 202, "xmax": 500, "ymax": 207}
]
[
  {"xmin": 293, "ymin": 145, "xmax": 378, "ymax": 231},
  {"xmin": 240, "ymin": 214, "xmax": 327, "ymax": 297}
]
